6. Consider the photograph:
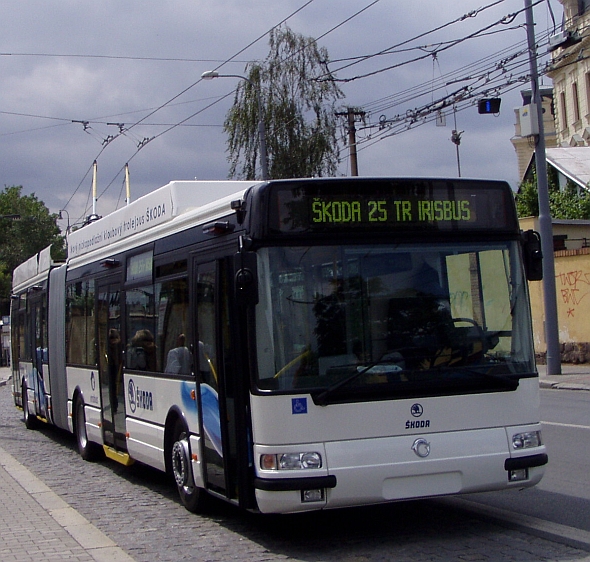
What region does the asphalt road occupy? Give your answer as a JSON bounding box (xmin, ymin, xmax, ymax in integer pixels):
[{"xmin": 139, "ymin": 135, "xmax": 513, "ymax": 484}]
[
  {"xmin": 462, "ymin": 388, "xmax": 590, "ymax": 535},
  {"xmin": 1, "ymin": 382, "xmax": 589, "ymax": 561}
]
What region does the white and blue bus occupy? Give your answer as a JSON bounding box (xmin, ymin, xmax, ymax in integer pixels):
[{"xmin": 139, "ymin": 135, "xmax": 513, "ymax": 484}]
[{"xmin": 11, "ymin": 177, "xmax": 547, "ymax": 514}]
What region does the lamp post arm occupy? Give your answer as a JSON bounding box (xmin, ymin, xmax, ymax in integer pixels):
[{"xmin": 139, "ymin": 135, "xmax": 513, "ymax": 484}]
[{"xmin": 201, "ymin": 71, "xmax": 270, "ymax": 180}]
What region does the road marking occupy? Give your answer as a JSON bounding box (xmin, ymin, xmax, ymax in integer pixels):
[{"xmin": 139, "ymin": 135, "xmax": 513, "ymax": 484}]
[
  {"xmin": 542, "ymin": 421, "xmax": 590, "ymax": 430},
  {"xmin": 439, "ymin": 496, "xmax": 590, "ymax": 553}
]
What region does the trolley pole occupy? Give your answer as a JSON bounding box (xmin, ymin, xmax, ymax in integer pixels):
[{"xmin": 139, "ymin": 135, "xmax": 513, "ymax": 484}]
[{"xmin": 524, "ymin": 0, "xmax": 561, "ymax": 375}]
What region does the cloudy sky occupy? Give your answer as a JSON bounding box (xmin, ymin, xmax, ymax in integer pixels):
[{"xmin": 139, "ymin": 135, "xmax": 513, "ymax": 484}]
[{"xmin": 1, "ymin": 0, "xmax": 562, "ymax": 228}]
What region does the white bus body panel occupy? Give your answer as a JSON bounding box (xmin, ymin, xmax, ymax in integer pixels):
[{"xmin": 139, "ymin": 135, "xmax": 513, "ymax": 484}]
[
  {"xmin": 63, "ymin": 368, "xmax": 202, "ymax": 475},
  {"xmin": 84, "ymin": 404, "xmax": 103, "ymax": 444},
  {"xmin": 123, "ymin": 373, "xmax": 200, "ymax": 472},
  {"xmin": 66, "ymin": 181, "xmax": 256, "ymax": 266},
  {"xmin": 67, "ymin": 366, "xmax": 101, "ymax": 410},
  {"xmin": 66, "ymin": 366, "xmax": 102, "ymax": 438},
  {"xmin": 126, "ymin": 418, "xmax": 166, "ymax": 472},
  {"xmin": 251, "ymin": 378, "xmax": 546, "ymax": 513},
  {"xmin": 190, "ymin": 435, "xmax": 205, "ymax": 489}
]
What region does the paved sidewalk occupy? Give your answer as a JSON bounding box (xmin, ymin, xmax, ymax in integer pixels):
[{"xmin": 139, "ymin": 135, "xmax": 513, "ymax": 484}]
[
  {"xmin": 537, "ymin": 363, "xmax": 590, "ymax": 391},
  {"xmin": 0, "ymin": 367, "xmax": 135, "ymax": 562},
  {"xmin": 1, "ymin": 366, "xmax": 13, "ymax": 389},
  {"xmin": 0, "ymin": 444, "xmax": 136, "ymax": 562}
]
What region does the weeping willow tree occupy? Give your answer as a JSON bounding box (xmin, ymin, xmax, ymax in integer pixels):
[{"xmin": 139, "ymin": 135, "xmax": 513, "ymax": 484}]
[{"xmin": 224, "ymin": 26, "xmax": 345, "ymax": 180}]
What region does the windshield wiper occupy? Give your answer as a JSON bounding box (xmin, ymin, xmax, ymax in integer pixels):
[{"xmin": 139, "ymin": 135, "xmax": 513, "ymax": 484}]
[
  {"xmin": 314, "ymin": 360, "xmax": 402, "ymax": 406},
  {"xmin": 313, "ymin": 362, "xmax": 519, "ymax": 406}
]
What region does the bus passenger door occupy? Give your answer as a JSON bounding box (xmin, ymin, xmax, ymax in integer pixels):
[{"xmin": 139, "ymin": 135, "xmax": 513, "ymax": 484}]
[
  {"xmin": 29, "ymin": 295, "xmax": 48, "ymax": 419},
  {"xmin": 97, "ymin": 282, "xmax": 126, "ymax": 450},
  {"xmin": 194, "ymin": 259, "xmax": 241, "ymax": 502},
  {"xmin": 11, "ymin": 300, "xmax": 25, "ymax": 405}
]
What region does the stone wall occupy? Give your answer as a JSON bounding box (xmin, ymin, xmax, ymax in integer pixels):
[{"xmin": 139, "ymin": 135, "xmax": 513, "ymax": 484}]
[{"xmin": 536, "ymin": 342, "xmax": 590, "ymax": 364}]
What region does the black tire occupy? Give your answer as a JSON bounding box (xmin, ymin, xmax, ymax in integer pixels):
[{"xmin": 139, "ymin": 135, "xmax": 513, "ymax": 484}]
[
  {"xmin": 170, "ymin": 419, "xmax": 208, "ymax": 513},
  {"xmin": 22, "ymin": 383, "xmax": 38, "ymax": 430},
  {"xmin": 74, "ymin": 397, "xmax": 103, "ymax": 461}
]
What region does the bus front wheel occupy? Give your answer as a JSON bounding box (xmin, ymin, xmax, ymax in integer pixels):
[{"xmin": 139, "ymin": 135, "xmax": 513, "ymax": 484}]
[{"xmin": 170, "ymin": 419, "xmax": 208, "ymax": 513}]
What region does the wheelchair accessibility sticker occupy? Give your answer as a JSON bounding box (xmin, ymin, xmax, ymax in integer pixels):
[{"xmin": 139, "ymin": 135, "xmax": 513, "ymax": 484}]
[{"xmin": 292, "ymin": 397, "xmax": 308, "ymax": 415}]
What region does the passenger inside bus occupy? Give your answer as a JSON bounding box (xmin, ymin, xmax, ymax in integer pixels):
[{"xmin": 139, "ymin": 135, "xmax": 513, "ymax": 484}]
[
  {"xmin": 384, "ymin": 259, "xmax": 491, "ymax": 370},
  {"xmin": 126, "ymin": 329, "xmax": 157, "ymax": 371},
  {"xmin": 165, "ymin": 334, "xmax": 192, "ymax": 375}
]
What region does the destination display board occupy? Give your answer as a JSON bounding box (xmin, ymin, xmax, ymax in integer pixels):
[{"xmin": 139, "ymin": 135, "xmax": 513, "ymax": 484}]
[{"xmin": 266, "ymin": 179, "xmax": 517, "ymax": 234}]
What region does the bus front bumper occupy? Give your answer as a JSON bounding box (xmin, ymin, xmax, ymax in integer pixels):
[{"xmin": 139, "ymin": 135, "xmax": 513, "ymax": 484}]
[{"xmin": 253, "ymin": 426, "xmax": 547, "ymax": 514}]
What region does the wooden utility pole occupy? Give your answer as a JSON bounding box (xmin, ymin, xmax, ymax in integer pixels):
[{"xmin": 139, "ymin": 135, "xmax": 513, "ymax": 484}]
[{"xmin": 336, "ymin": 107, "xmax": 365, "ymax": 176}]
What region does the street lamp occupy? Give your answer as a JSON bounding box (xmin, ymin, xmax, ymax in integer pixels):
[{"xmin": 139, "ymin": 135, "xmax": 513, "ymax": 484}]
[
  {"xmin": 58, "ymin": 210, "xmax": 71, "ymax": 234},
  {"xmin": 524, "ymin": 0, "xmax": 561, "ymax": 375},
  {"xmin": 201, "ymin": 70, "xmax": 269, "ymax": 180}
]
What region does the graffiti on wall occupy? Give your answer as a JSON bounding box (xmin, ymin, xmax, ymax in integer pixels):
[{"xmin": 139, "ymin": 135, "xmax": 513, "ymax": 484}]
[{"xmin": 556, "ymin": 270, "xmax": 590, "ymax": 317}]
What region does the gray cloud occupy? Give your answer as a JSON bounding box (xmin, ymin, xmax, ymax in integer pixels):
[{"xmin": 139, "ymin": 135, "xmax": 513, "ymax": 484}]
[{"xmin": 1, "ymin": 0, "xmax": 559, "ymax": 226}]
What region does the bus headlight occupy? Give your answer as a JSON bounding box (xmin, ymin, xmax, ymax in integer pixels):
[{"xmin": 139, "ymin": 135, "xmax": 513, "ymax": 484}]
[
  {"xmin": 260, "ymin": 452, "xmax": 322, "ymax": 470},
  {"xmin": 299, "ymin": 452, "xmax": 322, "ymax": 469},
  {"xmin": 512, "ymin": 430, "xmax": 542, "ymax": 449}
]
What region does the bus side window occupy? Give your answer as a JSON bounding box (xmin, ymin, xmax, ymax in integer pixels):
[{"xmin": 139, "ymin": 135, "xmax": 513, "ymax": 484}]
[
  {"xmin": 125, "ymin": 285, "xmax": 157, "ymax": 371},
  {"xmin": 66, "ymin": 280, "xmax": 96, "ymax": 366},
  {"xmin": 126, "ymin": 329, "xmax": 156, "ymax": 371},
  {"xmin": 197, "ymin": 264, "xmax": 217, "ymax": 388},
  {"xmin": 158, "ymin": 278, "xmax": 191, "ymax": 375}
]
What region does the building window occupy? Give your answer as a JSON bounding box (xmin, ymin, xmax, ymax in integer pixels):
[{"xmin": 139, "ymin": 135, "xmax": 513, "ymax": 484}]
[
  {"xmin": 573, "ymin": 82, "xmax": 581, "ymax": 122},
  {"xmin": 560, "ymin": 91, "xmax": 568, "ymax": 129}
]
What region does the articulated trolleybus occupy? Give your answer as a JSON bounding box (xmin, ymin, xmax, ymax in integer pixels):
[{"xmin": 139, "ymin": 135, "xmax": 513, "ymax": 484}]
[{"xmin": 12, "ymin": 177, "xmax": 547, "ymax": 514}]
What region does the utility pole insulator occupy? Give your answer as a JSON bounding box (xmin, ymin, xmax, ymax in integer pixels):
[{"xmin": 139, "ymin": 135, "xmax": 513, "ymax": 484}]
[{"xmin": 451, "ymin": 130, "xmax": 463, "ymax": 146}]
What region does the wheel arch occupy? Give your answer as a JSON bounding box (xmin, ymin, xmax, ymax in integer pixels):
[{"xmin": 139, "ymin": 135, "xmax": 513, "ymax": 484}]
[{"xmin": 164, "ymin": 406, "xmax": 187, "ymax": 475}]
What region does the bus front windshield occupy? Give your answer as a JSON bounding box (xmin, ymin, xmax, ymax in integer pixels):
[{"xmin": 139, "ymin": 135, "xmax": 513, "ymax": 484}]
[{"xmin": 255, "ymin": 243, "xmax": 535, "ymax": 401}]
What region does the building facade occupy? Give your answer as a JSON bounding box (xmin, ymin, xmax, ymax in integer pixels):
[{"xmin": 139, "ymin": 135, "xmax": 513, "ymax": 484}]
[
  {"xmin": 546, "ymin": 0, "xmax": 590, "ymax": 146},
  {"xmin": 513, "ymin": 1, "xmax": 590, "ymax": 363},
  {"xmin": 521, "ymin": 217, "xmax": 590, "ymax": 363},
  {"xmin": 511, "ymin": 88, "xmax": 558, "ymax": 180}
]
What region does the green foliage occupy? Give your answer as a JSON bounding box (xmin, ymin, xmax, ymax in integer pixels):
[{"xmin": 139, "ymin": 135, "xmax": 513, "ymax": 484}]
[
  {"xmin": 0, "ymin": 186, "xmax": 65, "ymax": 304},
  {"xmin": 515, "ymin": 179, "xmax": 540, "ymax": 217},
  {"xmin": 550, "ymin": 184, "xmax": 590, "ymax": 219},
  {"xmin": 515, "ymin": 167, "xmax": 590, "ymax": 219},
  {"xmin": 224, "ymin": 26, "xmax": 345, "ymax": 180}
]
